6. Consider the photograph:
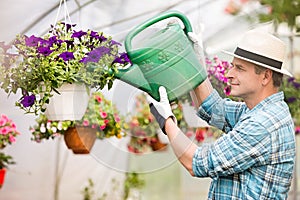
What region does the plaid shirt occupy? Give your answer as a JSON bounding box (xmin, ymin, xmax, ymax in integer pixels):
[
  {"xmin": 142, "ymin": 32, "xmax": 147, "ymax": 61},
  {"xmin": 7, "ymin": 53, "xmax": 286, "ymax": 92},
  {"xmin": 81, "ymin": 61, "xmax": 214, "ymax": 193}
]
[{"xmin": 193, "ymin": 90, "xmax": 296, "ymax": 200}]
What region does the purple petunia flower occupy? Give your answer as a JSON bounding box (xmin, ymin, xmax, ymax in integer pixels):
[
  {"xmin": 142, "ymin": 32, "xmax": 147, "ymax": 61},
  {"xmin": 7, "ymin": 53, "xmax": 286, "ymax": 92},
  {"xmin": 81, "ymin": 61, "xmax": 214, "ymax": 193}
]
[
  {"xmin": 25, "ymin": 35, "xmax": 42, "ymax": 47},
  {"xmin": 292, "ymin": 81, "xmax": 300, "ymax": 89},
  {"xmin": 81, "ymin": 47, "xmax": 110, "ymax": 64},
  {"xmin": 39, "ymin": 36, "xmax": 57, "ymax": 48},
  {"xmin": 287, "ymin": 77, "xmax": 295, "ymax": 83},
  {"xmin": 90, "ymin": 31, "xmax": 100, "ymax": 39},
  {"xmin": 111, "ymin": 40, "xmax": 121, "ymax": 46},
  {"xmin": 21, "ymin": 94, "xmax": 36, "ymax": 107},
  {"xmin": 71, "ymin": 30, "xmax": 87, "ymax": 38},
  {"xmin": 113, "ymin": 52, "xmax": 131, "ymax": 65},
  {"xmin": 99, "ymin": 35, "xmax": 107, "ymax": 42},
  {"xmin": 59, "ymin": 52, "xmax": 75, "ymax": 61},
  {"xmin": 286, "ymin": 97, "xmax": 297, "ymax": 103},
  {"xmin": 37, "ymin": 46, "xmax": 53, "ymax": 56}
]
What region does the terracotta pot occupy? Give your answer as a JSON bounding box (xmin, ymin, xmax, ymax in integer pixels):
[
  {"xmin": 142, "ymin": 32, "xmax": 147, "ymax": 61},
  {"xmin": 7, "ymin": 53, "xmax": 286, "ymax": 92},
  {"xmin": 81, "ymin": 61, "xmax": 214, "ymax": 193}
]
[
  {"xmin": 0, "ymin": 168, "xmax": 6, "ymax": 188},
  {"xmin": 45, "ymin": 83, "xmax": 89, "ymax": 121},
  {"xmin": 64, "ymin": 126, "xmax": 97, "ymax": 154},
  {"xmin": 150, "ymin": 135, "xmax": 167, "ymax": 152}
]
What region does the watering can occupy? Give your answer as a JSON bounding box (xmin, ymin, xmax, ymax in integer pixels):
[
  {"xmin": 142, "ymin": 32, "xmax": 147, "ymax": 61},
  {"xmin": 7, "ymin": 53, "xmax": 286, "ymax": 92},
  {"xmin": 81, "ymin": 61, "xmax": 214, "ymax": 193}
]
[{"xmin": 114, "ymin": 10, "xmax": 207, "ymax": 102}]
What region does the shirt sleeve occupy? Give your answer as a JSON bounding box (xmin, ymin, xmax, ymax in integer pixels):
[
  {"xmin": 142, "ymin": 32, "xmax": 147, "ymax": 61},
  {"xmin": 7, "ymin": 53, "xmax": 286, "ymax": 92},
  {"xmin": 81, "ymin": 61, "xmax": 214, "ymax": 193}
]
[
  {"xmin": 197, "ymin": 89, "xmax": 245, "ymax": 133},
  {"xmin": 192, "ymin": 118, "xmax": 271, "ymax": 178}
]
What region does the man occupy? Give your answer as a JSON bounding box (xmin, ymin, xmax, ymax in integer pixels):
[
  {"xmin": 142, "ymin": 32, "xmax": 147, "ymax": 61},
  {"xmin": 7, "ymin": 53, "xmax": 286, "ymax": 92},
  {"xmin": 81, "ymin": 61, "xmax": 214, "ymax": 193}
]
[{"xmin": 148, "ymin": 30, "xmax": 296, "ymax": 199}]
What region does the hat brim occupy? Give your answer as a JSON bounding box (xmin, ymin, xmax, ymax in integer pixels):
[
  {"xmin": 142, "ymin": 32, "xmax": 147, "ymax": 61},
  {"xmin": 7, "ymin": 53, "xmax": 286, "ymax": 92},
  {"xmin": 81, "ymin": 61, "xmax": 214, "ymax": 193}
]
[{"xmin": 222, "ymin": 50, "xmax": 293, "ymax": 77}]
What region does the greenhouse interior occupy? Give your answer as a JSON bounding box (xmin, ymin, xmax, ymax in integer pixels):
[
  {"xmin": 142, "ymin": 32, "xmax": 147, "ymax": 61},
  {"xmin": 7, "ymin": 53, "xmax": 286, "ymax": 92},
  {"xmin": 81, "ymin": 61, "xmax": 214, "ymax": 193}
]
[{"xmin": 0, "ymin": 0, "xmax": 299, "ymax": 199}]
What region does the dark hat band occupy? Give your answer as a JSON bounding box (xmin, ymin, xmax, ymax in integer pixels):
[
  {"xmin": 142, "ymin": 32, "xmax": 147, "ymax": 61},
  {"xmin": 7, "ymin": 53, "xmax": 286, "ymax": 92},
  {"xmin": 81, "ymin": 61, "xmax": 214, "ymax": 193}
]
[{"xmin": 234, "ymin": 47, "xmax": 282, "ymax": 69}]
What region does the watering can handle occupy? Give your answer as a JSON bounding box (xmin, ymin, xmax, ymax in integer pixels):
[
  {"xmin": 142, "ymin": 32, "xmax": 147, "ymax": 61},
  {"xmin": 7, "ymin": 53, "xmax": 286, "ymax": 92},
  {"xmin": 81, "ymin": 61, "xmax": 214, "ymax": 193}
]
[{"xmin": 125, "ymin": 10, "xmax": 193, "ymax": 52}]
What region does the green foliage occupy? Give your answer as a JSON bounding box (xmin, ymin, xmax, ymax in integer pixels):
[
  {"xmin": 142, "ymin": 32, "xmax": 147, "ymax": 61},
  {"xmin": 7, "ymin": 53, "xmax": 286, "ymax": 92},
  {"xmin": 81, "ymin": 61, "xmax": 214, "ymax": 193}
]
[
  {"xmin": 256, "ymin": 0, "xmax": 300, "ymax": 30},
  {"xmin": 81, "ymin": 178, "xmax": 107, "ymax": 200},
  {"xmin": 0, "ymin": 152, "xmax": 15, "ymax": 169},
  {"xmin": 123, "ymin": 172, "xmax": 145, "ymax": 200}
]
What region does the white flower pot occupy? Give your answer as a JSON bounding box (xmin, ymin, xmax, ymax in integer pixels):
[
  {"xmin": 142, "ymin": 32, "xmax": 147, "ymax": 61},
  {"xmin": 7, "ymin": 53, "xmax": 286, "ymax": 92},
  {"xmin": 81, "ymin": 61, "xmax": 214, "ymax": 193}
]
[
  {"xmin": 182, "ymin": 103, "xmax": 209, "ymax": 128},
  {"xmin": 45, "ymin": 83, "xmax": 89, "ymax": 120}
]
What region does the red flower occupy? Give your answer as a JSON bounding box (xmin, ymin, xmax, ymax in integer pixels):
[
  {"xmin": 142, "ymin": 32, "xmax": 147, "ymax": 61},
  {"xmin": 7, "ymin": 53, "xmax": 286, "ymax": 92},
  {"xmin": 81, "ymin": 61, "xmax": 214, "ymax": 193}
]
[
  {"xmin": 195, "ymin": 128, "xmax": 206, "ymax": 143},
  {"xmin": 100, "ymin": 124, "xmax": 106, "ymax": 130},
  {"xmin": 95, "ymin": 95, "xmax": 102, "ymax": 103}
]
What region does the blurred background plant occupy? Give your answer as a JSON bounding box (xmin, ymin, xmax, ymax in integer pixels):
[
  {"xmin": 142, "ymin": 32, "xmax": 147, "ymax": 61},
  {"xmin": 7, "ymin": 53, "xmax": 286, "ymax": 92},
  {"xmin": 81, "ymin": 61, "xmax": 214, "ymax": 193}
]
[
  {"xmin": 282, "ymin": 77, "xmax": 300, "ymax": 127},
  {"xmin": 126, "ymin": 93, "xmax": 182, "ymax": 154},
  {"xmin": 0, "ymin": 152, "xmax": 15, "ymax": 170},
  {"xmin": 30, "ymin": 91, "xmax": 127, "ymax": 142},
  {"xmin": 123, "ymin": 172, "xmax": 145, "ymax": 200},
  {"xmin": 0, "ymin": 114, "xmax": 20, "ymax": 148}
]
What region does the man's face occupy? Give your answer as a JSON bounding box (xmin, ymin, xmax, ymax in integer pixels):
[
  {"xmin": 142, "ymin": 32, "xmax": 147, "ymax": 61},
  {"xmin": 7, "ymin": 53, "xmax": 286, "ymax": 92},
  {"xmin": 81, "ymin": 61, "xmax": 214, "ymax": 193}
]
[{"xmin": 227, "ymin": 57, "xmax": 265, "ymax": 100}]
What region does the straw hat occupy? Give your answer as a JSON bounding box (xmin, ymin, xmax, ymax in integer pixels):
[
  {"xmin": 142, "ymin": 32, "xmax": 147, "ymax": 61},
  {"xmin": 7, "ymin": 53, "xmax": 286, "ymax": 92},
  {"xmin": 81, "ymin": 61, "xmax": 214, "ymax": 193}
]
[{"xmin": 223, "ymin": 30, "xmax": 292, "ymax": 77}]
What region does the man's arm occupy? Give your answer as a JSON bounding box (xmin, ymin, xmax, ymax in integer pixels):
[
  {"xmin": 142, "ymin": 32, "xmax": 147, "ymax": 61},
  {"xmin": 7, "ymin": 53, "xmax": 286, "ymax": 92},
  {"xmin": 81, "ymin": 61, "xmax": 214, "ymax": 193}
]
[
  {"xmin": 190, "ymin": 78, "xmax": 214, "ymax": 108},
  {"xmin": 164, "ymin": 117, "xmax": 198, "ymax": 175}
]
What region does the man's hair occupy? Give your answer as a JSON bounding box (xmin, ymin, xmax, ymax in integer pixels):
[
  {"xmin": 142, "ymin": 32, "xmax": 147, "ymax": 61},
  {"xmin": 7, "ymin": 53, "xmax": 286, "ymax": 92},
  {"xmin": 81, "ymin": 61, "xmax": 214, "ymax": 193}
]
[{"xmin": 254, "ymin": 65, "xmax": 283, "ymax": 87}]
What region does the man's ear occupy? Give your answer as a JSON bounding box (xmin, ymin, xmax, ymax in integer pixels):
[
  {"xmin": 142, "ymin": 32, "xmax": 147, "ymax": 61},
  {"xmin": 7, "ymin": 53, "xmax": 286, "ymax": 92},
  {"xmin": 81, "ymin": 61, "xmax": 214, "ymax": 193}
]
[{"xmin": 262, "ymin": 69, "xmax": 273, "ymax": 86}]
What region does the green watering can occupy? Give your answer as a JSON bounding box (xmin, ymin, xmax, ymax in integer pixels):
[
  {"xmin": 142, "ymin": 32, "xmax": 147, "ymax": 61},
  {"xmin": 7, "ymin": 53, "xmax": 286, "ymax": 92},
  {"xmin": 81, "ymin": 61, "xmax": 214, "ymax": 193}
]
[{"xmin": 115, "ymin": 10, "xmax": 207, "ymax": 102}]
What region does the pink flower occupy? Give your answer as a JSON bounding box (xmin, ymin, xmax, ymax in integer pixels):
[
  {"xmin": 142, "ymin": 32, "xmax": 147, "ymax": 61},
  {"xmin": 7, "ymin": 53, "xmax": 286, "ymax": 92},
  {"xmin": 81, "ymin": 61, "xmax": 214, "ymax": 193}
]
[
  {"xmin": 114, "ymin": 114, "xmax": 120, "ymax": 122},
  {"xmin": 295, "ymin": 126, "xmax": 300, "ymax": 135},
  {"xmin": 185, "ymin": 130, "xmax": 194, "ymax": 138},
  {"xmin": 91, "ymin": 124, "xmax": 96, "ymax": 129},
  {"xmin": 224, "ymin": 85, "xmax": 231, "ymax": 96},
  {"xmin": 0, "ymin": 114, "xmax": 9, "ymax": 126},
  {"xmin": 104, "ymin": 119, "xmax": 109, "ymax": 124},
  {"xmin": 95, "ymin": 95, "xmax": 102, "ymax": 103},
  {"xmin": 9, "ymin": 134, "xmax": 16, "ymax": 143},
  {"xmin": 100, "ymin": 111, "xmax": 107, "ymax": 118},
  {"xmin": 0, "ymin": 127, "xmax": 10, "ymax": 135},
  {"xmin": 100, "ymin": 124, "xmax": 106, "ymax": 130},
  {"xmin": 83, "ymin": 120, "xmax": 89, "ymax": 126},
  {"xmin": 10, "ymin": 122, "xmax": 16, "ymax": 129}
]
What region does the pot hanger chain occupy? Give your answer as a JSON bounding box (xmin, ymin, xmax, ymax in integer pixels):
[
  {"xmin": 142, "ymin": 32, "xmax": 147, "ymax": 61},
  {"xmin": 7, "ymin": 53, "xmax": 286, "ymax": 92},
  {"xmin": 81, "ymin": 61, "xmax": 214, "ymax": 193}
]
[
  {"xmin": 54, "ymin": 0, "xmax": 72, "ymax": 28},
  {"xmin": 53, "ymin": 0, "xmax": 73, "ymax": 71}
]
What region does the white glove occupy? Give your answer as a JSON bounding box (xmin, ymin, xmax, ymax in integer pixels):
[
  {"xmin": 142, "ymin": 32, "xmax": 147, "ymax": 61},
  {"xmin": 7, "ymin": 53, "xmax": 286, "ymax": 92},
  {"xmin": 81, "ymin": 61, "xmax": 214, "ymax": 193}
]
[
  {"xmin": 147, "ymin": 86, "xmax": 177, "ymax": 134},
  {"xmin": 188, "ymin": 32, "xmax": 207, "ymax": 69}
]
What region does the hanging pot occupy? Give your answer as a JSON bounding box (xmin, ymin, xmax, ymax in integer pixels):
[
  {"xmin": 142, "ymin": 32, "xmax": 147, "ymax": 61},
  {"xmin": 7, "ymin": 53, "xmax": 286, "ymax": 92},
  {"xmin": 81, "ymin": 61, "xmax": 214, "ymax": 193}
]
[
  {"xmin": 0, "ymin": 168, "xmax": 6, "ymax": 188},
  {"xmin": 150, "ymin": 135, "xmax": 168, "ymax": 152},
  {"xmin": 45, "ymin": 83, "xmax": 89, "ymax": 121},
  {"xmin": 64, "ymin": 126, "xmax": 97, "ymax": 154}
]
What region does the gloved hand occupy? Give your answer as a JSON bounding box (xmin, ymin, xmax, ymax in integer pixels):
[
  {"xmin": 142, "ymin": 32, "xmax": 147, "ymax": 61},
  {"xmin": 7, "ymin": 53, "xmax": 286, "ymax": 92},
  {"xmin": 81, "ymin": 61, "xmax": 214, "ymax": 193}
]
[
  {"xmin": 147, "ymin": 86, "xmax": 177, "ymax": 134},
  {"xmin": 188, "ymin": 32, "xmax": 206, "ymax": 69}
]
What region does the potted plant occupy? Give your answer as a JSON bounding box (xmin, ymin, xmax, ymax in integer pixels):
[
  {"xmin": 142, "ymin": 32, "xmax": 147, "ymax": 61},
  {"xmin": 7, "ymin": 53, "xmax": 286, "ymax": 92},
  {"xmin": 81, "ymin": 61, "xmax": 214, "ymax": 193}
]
[
  {"xmin": 127, "ymin": 93, "xmax": 168, "ymax": 154},
  {"xmin": 0, "ymin": 22, "xmax": 130, "ymax": 118},
  {"xmin": 0, "ymin": 114, "xmax": 20, "ymax": 149},
  {"xmin": 0, "ymin": 114, "xmax": 19, "ymax": 188},
  {"xmin": 0, "ymin": 152, "xmax": 15, "ymax": 188},
  {"xmin": 30, "ymin": 91, "xmax": 128, "ymax": 154}
]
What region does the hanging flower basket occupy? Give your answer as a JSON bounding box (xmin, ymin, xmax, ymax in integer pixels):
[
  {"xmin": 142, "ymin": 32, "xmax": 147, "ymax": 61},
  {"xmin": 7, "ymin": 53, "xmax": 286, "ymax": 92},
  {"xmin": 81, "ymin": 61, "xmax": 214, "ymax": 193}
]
[
  {"xmin": 0, "ymin": 22, "xmax": 130, "ymax": 116},
  {"xmin": 0, "ymin": 168, "xmax": 6, "ymax": 188},
  {"xmin": 44, "ymin": 83, "xmax": 89, "ymax": 120},
  {"xmin": 64, "ymin": 126, "xmax": 97, "ymax": 154}
]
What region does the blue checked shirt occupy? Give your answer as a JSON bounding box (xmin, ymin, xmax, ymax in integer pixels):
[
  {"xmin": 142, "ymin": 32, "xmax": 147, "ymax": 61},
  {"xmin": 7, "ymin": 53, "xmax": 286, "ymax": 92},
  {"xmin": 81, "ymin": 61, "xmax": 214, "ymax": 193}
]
[{"xmin": 193, "ymin": 90, "xmax": 296, "ymax": 200}]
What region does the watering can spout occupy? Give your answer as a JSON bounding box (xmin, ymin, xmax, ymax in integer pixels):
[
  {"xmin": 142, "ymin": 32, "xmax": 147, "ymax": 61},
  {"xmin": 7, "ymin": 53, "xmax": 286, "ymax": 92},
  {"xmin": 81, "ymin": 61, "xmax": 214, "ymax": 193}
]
[{"xmin": 113, "ymin": 64, "xmax": 153, "ymax": 94}]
